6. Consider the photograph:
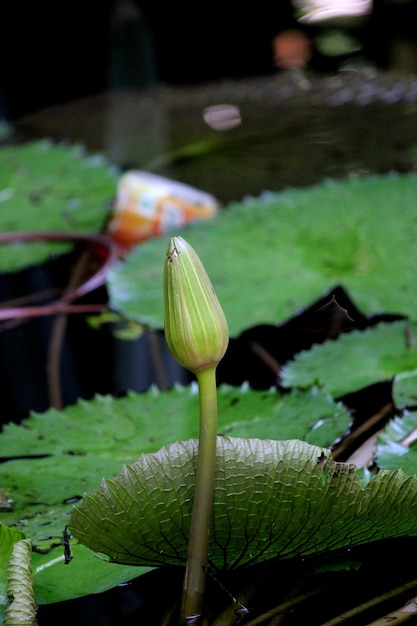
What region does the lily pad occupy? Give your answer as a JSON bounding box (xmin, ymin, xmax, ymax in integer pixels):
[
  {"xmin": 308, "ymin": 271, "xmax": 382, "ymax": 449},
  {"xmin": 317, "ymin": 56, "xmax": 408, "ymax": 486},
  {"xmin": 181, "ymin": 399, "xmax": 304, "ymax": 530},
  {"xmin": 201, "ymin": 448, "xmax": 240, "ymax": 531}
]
[
  {"xmin": 0, "ymin": 524, "xmax": 149, "ymax": 622},
  {"xmin": 32, "ymin": 543, "xmax": 149, "ymax": 606},
  {"xmin": 107, "ymin": 174, "xmax": 417, "ymax": 335},
  {"xmin": 220, "ymin": 387, "xmax": 350, "ymax": 444},
  {"xmin": 392, "ymin": 369, "xmax": 417, "ymax": 409},
  {"xmin": 0, "ymin": 140, "xmax": 117, "ymax": 271},
  {"xmin": 0, "ymin": 381, "xmax": 351, "ymax": 613},
  {"xmin": 376, "ymin": 394, "xmax": 417, "ymax": 476},
  {"xmin": 69, "ymin": 437, "xmax": 417, "ymax": 570},
  {"xmin": 0, "ymin": 385, "xmax": 349, "ymax": 541},
  {"xmin": 370, "ymin": 372, "xmax": 417, "ymax": 475},
  {"xmin": 281, "ymin": 321, "xmax": 417, "ymax": 397}
]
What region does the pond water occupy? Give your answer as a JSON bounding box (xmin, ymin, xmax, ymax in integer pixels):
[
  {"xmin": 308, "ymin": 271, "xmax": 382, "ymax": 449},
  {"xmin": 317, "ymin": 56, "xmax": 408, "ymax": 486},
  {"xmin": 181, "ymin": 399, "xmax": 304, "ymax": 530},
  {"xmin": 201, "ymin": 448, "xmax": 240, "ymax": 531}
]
[{"xmin": 14, "ymin": 68, "xmax": 417, "ymax": 203}]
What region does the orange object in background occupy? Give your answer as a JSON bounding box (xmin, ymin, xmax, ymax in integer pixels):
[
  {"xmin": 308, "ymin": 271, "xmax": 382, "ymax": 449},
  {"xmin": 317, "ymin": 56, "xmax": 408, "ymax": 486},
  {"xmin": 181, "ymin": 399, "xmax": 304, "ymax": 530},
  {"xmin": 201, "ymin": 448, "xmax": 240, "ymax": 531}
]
[{"xmin": 107, "ymin": 171, "xmax": 219, "ymax": 249}]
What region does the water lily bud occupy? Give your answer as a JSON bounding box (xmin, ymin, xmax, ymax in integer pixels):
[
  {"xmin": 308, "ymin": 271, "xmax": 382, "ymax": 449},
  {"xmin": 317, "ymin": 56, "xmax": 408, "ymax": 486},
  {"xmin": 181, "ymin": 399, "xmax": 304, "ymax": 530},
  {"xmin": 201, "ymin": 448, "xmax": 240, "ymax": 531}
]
[{"xmin": 163, "ymin": 237, "xmax": 229, "ymax": 373}]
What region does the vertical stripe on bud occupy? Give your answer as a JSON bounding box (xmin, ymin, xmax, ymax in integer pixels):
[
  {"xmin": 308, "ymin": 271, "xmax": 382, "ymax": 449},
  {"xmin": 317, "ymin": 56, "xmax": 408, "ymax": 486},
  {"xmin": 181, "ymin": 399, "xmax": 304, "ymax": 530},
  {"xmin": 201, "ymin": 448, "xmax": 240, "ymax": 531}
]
[{"xmin": 163, "ymin": 237, "xmax": 229, "ymax": 373}]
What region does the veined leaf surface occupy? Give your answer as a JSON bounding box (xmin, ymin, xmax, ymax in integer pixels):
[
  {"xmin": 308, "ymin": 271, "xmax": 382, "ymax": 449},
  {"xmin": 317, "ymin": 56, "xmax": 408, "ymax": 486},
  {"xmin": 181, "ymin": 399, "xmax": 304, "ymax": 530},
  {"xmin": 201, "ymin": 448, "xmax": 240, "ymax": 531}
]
[
  {"xmin": 69, "ymin": 437, "xmax": 417, "ymax": 570},
  {"xmin": 0, "ymin": 385, "xmax": 348, "ymax": 609}
]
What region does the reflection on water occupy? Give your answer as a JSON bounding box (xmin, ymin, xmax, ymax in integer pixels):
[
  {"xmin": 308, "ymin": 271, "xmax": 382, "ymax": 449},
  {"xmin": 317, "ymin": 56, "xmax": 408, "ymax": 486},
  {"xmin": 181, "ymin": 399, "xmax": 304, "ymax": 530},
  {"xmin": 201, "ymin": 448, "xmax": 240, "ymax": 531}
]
[
  {"xmin": 13, "ymin": 69, "xmax": 417, "ymax": 203},
  {"xmin": 298, "ymin": 0, "xmax": 372, "ymax": 23}
]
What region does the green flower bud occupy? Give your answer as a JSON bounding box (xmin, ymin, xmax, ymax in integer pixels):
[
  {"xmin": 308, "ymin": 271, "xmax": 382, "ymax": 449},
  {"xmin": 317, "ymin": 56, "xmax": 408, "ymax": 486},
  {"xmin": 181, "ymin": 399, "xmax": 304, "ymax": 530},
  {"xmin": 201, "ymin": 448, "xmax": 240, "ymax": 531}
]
[{"xmin": 163, "ymin": 236, "xmax": 229, "ymax": 373}]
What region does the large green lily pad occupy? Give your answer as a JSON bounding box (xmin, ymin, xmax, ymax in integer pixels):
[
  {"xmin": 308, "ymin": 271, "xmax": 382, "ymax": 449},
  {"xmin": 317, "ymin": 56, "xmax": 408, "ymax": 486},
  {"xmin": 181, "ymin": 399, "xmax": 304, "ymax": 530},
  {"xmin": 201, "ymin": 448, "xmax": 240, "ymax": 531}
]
[
  {"xmin": 108, "ymin": 173, "xmax": 417, "ymax": 335},
  {"xmin": 0, "ymin": 384, "xmax": 348, "ymax": 614},
  {"xmin": 0, "ymin": 385, "xmax": 349, "ymax": 541},
  {"xmin": 69, "ymin": 437, "xmax": 417, "ymax": 570}
]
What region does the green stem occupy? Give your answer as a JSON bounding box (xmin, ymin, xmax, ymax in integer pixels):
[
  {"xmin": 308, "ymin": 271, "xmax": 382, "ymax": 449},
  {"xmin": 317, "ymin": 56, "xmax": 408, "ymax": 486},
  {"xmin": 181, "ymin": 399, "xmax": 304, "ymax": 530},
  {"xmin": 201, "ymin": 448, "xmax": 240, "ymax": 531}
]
[{"xmin": 180, "ymin": 366, "xmax": 218, "ymax": 624}]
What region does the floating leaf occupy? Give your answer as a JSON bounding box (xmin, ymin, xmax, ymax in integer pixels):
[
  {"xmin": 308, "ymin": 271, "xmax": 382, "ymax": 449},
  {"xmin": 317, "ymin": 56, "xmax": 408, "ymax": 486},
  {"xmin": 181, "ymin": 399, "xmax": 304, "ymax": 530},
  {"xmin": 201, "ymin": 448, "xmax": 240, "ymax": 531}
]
[
  {"xmin": 32, "ymin": 543, "xmax": 149, "ymax": 606},
  {"xmin": 220, "ymin": 387, "xmax": 350, "ymax": 444},
  {"xmin": 0, "ymin": 140, "xmax": 116, "ymax": 271},
  {"xmin": 69, "ymin": 437, "xmax": 417, "ymax": 570},
  {"xmin": 392, "ymin": 370, "xmax": 417, "ymax": 409},
  {"xmin": 0, "ymin": 385, "xmax": 348, "ymax": 607},
  {"xmin": 281, "ymin": 321, "xmax": 417, "ymax": 397},
  {"xmin": 376, "ymin": 409, "xmax": 417, "ymax": 475},
  {"xmin": 0, "ymin": 455, "xmax": 138, "ymax": 542},
  {"xmin": 0, "ymin": 528, "xmax": 147, "ymax": 622},
  {"xmin": 0, "ymin": 385, "xmax": 348, "ymax": 540},
  {"xmin": 107, "ymin": 174, "xmax": 417, "ymax": 334},
  {"xmin": 373, "ymin": 372, "xmax": 417, "ymax": 476}
]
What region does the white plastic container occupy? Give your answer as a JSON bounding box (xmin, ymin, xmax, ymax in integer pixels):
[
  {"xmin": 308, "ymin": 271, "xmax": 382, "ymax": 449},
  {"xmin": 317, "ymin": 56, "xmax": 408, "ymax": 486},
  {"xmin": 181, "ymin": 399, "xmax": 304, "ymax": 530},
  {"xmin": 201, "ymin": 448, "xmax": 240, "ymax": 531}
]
[{"xmin": 108, "ymin": 171, "xmax": 219, "ymax": 248}]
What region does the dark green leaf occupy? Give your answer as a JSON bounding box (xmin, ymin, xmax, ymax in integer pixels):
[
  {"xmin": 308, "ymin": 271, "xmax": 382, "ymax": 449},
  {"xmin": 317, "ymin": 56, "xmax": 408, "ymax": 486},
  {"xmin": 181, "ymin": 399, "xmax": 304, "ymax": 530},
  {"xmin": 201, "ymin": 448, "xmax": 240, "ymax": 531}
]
[
  {"xmin": 220, "ymin": 387, "xmax": 350, "ymax": 445},
  {"xmin": 392, "ymin": 370, "xmax": 417, "ymax": 409},
  {"xmin": 0, "ymin": 140, "xmax": 116, "ymax": 271},
  {"xmin": 69, "ymin": 437, "xmax": 417, "ymax": 570},
  {"xmin": 0, "ymin": 385, "xmax": 348, "ymax": 539},
  {"xmin": 376, "ymin": 409, "xmax": 417, "ymax": 475},
  {"xmin": 32, "ymin": 543, "xmax": 150, "ymax": 606},
  {"xmin": 0, "ymin": 385, "xmax": 348, "ymax": 605},
  {"xmin": 108, "ymin": 174, "xmax": 417, "ymax": 334},
  {"xmin": 281, "ymin": 321, "xmax": 417, "ymax": 397}
]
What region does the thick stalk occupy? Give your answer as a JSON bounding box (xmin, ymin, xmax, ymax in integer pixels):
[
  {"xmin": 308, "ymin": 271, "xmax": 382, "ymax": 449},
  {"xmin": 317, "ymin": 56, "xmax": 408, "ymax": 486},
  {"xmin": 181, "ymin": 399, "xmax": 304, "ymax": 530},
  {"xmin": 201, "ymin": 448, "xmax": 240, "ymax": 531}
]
[{"xmin": 181, "ymin": 366, "xmax": 218, "ymax": 623}]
